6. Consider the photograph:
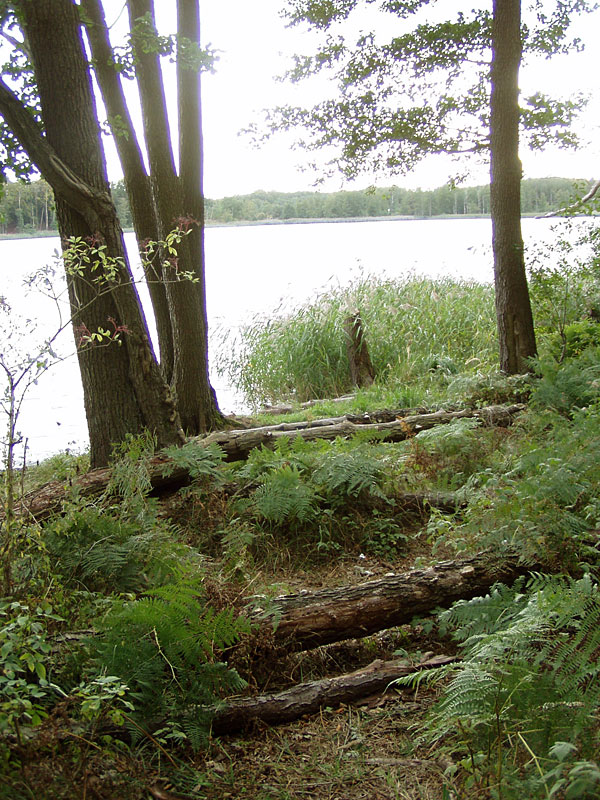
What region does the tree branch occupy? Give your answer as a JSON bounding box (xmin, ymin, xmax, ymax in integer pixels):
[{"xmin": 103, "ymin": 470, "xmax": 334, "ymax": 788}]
[
  {"xmin": 542, "ymin": 178, "xmax": 600, "ymax": 218},
  {"xmin": 0, "ymin": 76, "xmax": 113, "ymax": 231}
]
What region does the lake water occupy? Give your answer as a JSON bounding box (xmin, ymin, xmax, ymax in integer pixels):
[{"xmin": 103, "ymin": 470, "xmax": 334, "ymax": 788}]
[{"xmin": 0, "ymin": 216, "xmax": 584, "ymax": 462}]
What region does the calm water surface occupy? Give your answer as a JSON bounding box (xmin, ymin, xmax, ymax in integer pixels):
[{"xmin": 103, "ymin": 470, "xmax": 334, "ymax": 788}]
[{"xmin": 0, "ymin": 216, "xmax": 579, "ymax": 461}]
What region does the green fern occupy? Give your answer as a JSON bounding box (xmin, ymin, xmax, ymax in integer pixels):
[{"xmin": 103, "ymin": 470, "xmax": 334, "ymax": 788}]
[
  {"xmin": 42, "ymin": 508, "xmax": 191, "ymax": 592},
  {"xmin": 312, "ymin": 446, "xmax": 388, "ymax": 502},
  {"xmin": 441, "ymin": 401, "xmax": 600, "ymax": 564},
  {"xmin": 252, "ymin": 464, "xmax": 320, "ymax": 527},
  {"xmin": 92, "ymin": 579, "xmax": 249, "ymax": 746},
  {"xmin": 531, "ymin": 349, "xmax": 600, "ymax": 415},
  {"xmin": 106, "ymin": 430, "xmax": 156, "ymax": 508},
  {"xmin": 236, "ymin": 437, "xmax": 315, "ymax": 481},
  {"xmin": 415, "ymin": 574, "xmax": 600, "ymax": 796},
  {"xmin": 160, "ymin": 441, "xmax": 224, "ymax": 481}
]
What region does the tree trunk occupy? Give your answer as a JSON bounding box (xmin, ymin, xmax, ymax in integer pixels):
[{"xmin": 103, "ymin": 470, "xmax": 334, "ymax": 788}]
[
  {"xmin": 248, "ymin": 552, "xmax": 531, "ymax": 651},
  {"xmin": 16, "ymin": 0, "xmax": 184, "ymax": 467},
  {"xmin": 211, "ymin": 654, "xmax": 455, "ymax": 733},
  {"xmin": 344, "ymin": 311, "xmax": 375, "ymax": 387},
  {"xmin": 17, "ymin": 403, "xmax": 523, "ymax": 521},
  {"xmin": 176, "ymin": 0, "xmax": 222, "ymax": 431},
  {"xmin": 490, "ymin": 0, "xmax": 537, "ymax": 374},
  {"xmin": 128, "ymin": 0, "xmax": 222, "ymax": 435},
  {"xmin": 81, "ymin": 0, "xmax": 175, "ymax": 380}
]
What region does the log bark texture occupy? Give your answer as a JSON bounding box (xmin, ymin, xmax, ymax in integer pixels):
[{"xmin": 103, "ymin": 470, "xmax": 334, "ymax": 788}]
[
  {"xmin": 211, "ymin": 653, "xmax": 454, "ymax": 733},
  {"xmin": 344, "ymin": 312, "xmax": 375, "ymax": 388},
  {"xmin": 250, "ymin": 552, "xmax": 531, "ymax": 651},
  {"xmin": 202, "ymin": 403, "xmax": 524, "ymax": 462},
  {"xmin": 18, "ymin": 403, "xmax": 523, "ymax": 522}
]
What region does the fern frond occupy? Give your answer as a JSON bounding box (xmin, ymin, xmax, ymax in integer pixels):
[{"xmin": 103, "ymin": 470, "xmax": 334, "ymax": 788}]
[
  {"xmin": 92, "ymin": 579, "xmax": 250, "ymax": 744},
  {"xmin": 252, "ymin": 465, "xmax": 319, "ymax": 526},
  {"xmin": 312, "ymin": 448, "xmax": 387, "ymax": 501},
  {"xmin": 160, "ymin": 441, "xmax": 224, "ymax": 480}
]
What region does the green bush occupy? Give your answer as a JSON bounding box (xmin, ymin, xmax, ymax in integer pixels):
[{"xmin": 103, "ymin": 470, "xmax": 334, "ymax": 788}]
[
  {"xmin": 42, "ymin": 507, "xmax": 189, "ymax": 593},
  {"xmin": 431, "ymin": 355, "xmax": 600, "ymax": 564},
  {"xmin": 0, "ymin": 601, "xmax": 63, "ymax": 742}
]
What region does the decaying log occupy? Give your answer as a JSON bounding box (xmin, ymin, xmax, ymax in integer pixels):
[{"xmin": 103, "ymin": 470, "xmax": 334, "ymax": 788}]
[
  {"xmin": 211, "ymin": 653, "xmax": 455, "ymax": 733},
  {"xmin": 261, "ymin": 393, "xmax": 357, "ymax": 415},
  {"xmin": 202, "ymin": 403, "xmax": 524, "ymax": 462},
  {"xmin": 17, "ymin": 403, "xmax": 524, "ymax": 522},
  {"xmin": 344, "ymin": 311, "xmax": 375, "ymax": 388},
  {"xmin": 250, "ymin": 553, "xmax": 531, "ymax": 651}
]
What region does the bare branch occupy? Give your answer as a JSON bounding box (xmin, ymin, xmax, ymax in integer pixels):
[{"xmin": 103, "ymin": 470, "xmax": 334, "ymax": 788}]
[{"xmin": 542, "ymin": 178, "xmax": 600, "ymax": 218}]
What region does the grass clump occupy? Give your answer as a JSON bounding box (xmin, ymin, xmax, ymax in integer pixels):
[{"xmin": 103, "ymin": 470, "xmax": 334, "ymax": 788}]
[{"xmin": 218, "ymin": 274, "xmax": 497, "ymax": 406}]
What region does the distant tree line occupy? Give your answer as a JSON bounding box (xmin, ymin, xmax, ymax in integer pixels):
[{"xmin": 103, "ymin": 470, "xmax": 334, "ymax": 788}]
[
  {"xmin": 0, "ymin": 176, "xmax": 592, "ymax": 235},
  {"xmin": 206, "ymin": 178, "xmax": 593, "ymax": 223}
]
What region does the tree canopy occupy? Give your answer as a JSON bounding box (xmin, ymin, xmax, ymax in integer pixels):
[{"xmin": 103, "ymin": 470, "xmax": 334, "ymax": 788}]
[{"xmin": 260, "ymin": 0, "xmax": 592, "ymax": 181}]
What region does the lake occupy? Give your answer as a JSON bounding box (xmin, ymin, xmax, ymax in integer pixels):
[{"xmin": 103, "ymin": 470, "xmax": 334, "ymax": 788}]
[{"xmin": 0, "ymin": 215, "xmax": 583, "ymax": 462}]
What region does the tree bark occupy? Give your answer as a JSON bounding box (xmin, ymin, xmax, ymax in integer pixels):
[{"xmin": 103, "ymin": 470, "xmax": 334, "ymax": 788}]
[
  {"xmin": 81, "ymin": 0, "xmax": 175, "ymax": 379},
  {"xmin": 17, "ymin": 403, "xmax": 523, "ymax": 522},
  {"xmin": 344, "ymin": 311, "xmax": 375, "ymax": 387},
  {"xmin": 13, "ymin": 0, "xmax": 184, "ymax": 467},
  {"xmin": 128, "ymin": 0, "xmax": 222, "ymax": 435},
  {"xmin": 248, "ymin": 552, "xmax": 532, "ymax": 651},
  {"xmin": 177, "ymin": 0, "xmax": 222, "ymax": 432},
  {"xmin": 490, "ymin": 0, "xmax": 537, "ymax": 374},
  {"xmin": 202, "ymin": 403, "xmax": 524, "ymax": 462},
  {"xmin": 211, "ymin": 654, "xmax": 455, "ymax": 733}
]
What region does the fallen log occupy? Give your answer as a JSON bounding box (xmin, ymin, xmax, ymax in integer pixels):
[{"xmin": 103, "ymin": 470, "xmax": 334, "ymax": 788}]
[
  {"xmin": 249, "ymin": 552, "xmax": 532, "ymax": 651},
  {"xmin": 261, "ymin": 393, "xmax": 357, "ymax": 415},
  {"xmin": 203, "ymin": 403, "xmax": 525, "ymax": 462},
  {"xmin": 17, "ymin": 403, "xmax": 523, "ymax": 522},
  {"xmin": 211, "ymin": 653, "xmax": 455, "ymax": 733}
]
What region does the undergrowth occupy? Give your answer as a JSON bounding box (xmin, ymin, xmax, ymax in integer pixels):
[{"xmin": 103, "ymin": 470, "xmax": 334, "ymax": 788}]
[
  {"xmin": 398, "ymin": 573, "xmax": 600, "ymax": 798},
  {"xmin": 3, "ymin": 238, "xmax": 600, "ymax": 797}
]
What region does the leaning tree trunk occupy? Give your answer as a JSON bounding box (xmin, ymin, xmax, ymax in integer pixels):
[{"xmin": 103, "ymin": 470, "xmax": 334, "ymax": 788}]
[
  {"xmin": 128, "ymin": 0, "xmax": 222, "ymax": 435},
  {"xmin": 81, "ymin": 0, "xmax": 175, "ymax": 380},
  {"xmin": 490, "ymin": 0, "xmax": 537, "ymax": 374},
  {"xmin": 18, "ymin": 0, "xmax": 184, "ymax": 467}
]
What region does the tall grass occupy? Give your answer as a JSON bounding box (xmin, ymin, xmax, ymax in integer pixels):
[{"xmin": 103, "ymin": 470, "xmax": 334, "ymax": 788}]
[{"xmin": 216, "ymin": 274, "xmax": 497, "ymax": 406}]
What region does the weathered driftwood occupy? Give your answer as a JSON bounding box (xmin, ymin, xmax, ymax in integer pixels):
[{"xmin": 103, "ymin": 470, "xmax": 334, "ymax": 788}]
[
  {"xmin": 17, "ymin": 403, "xmax": 524, "ymax": 522},
  {"xmin": 250, "ymin": 553, "xmax": 531, "ymax": 651},
  {"xmin": 211, "ymin": 653, "xmax": 455, "ymax": 733},
  {"xmin": 261, "ymin": 393, "xmax": 357, "ymax": 415}
]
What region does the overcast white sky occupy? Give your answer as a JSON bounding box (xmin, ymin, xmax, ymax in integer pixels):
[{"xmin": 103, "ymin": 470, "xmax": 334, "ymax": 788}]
[{"xmin": 100, "ymin": 0, "xmax": 599, "ymax": 197}]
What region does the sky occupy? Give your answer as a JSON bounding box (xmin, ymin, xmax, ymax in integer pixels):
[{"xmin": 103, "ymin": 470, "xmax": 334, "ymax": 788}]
[{"xmin": 99, "ymin": 0, "xmax": 600, "ymax": 198}]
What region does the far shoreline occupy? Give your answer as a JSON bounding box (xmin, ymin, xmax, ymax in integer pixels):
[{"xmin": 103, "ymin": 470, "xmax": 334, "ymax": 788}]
[{"xmin": 0, "ymin": 211, "xmax": 595, "ymax": 241}]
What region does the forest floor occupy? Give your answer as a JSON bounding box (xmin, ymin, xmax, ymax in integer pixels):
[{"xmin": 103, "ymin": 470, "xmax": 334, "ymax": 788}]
[
  {"xmin": 3, "ymin": 366, "xmax": 598, "ymax": 800},
  {"xmin": 11, "ymin": 550, "xmax": 456, "ymax": 800}
]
